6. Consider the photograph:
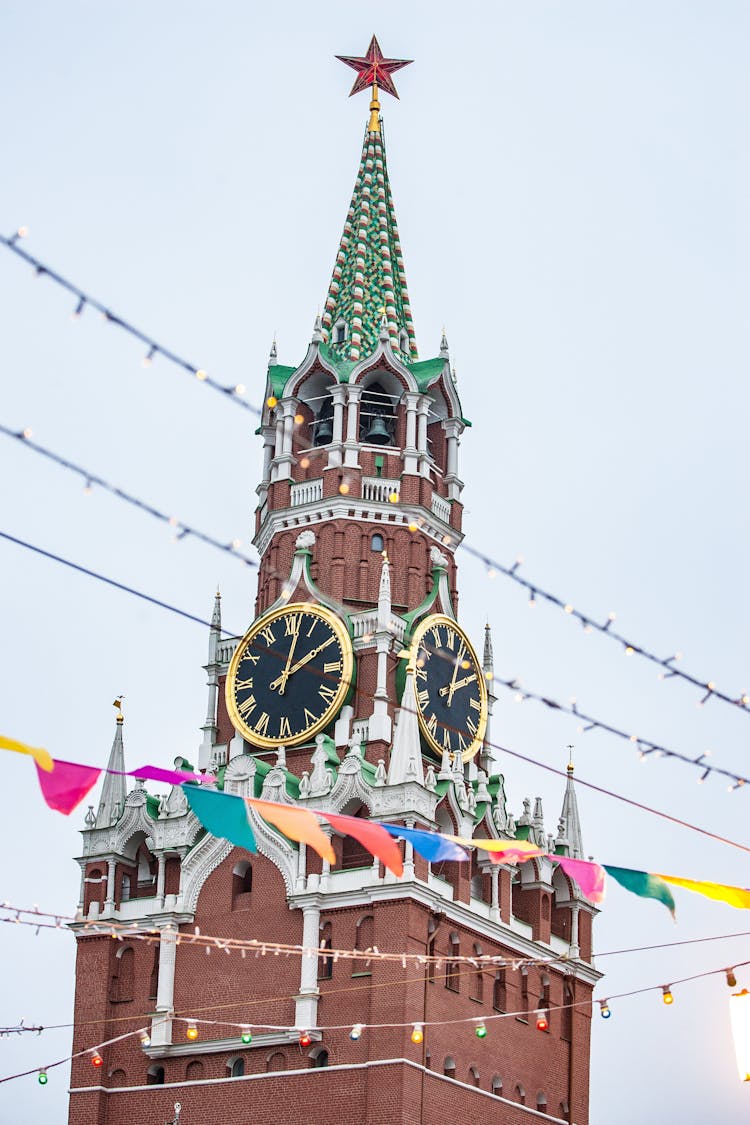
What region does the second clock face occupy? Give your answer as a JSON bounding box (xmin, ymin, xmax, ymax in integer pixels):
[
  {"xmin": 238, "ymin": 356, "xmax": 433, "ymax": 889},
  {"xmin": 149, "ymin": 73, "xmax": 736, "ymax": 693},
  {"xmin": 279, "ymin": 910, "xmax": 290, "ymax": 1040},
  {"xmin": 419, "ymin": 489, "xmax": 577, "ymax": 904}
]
[
  {"xmin": 410, "ymin": 614, "xmax": 488, "ymax": 762},
  {"xmin": 226, "ymin": 603, "xmax": 353, "ymax": 749}
]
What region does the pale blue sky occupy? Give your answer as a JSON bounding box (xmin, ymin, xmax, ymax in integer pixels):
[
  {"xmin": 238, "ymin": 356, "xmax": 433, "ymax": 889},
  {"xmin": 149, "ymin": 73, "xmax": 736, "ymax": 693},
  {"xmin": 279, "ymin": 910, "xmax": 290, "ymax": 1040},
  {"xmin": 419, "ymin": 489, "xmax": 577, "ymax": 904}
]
[{"xmin": 1, "ymin": 2, "xmax": 749, "ymax": 1120}]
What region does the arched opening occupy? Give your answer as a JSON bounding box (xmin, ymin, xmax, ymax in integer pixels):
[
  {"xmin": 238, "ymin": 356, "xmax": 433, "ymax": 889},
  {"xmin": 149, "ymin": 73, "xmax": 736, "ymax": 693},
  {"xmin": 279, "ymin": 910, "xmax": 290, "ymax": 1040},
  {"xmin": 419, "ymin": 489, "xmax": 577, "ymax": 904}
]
[
  {"xmin": 340, "ymin": 807, "xmax": 373, "ymax": 870},
  {"xmin": 147, "ymin": 1064, "xmax": 165, "ymax": 1086},
  {"xmin": 148, "ymin": 945, "xmax": 159, "ymax": 1000},
  {"xmin": 562, "ymin": 978, "xmax": 574, "ymax": 1042},
  {"xmin": 353, "ymin": 914, "xmax": 374, "ymax": 976},
  {"xmin": 109, "ymin": 946, "xmax": 135, "ymax": 1003},
  {"xmin": 471, "ymin": 942, "xmax": 484, "ymax": 1001},
  {"xmin": 445, "ymin": 932, "xmax": 460, "ymax": 992},
  {"xmin": 228, "ymin": 1057, "xmax": 245, "ymax": 1078},
  {"xmin": 493, "ymin": 968, "xmax": 506, "ymax": 1012},
  {"xmin": 120, "ymin": 874, "xmax": 131, "ymax": 902},
  {"xmin": 318, "ymin": 921, "xmax": 333, "ymax": 980},
  {"xmin": 309, "ymin": 1046, "xmax": 329, "ymax": 1068},
  {"xmin": 333, "ymin": 319, "xmax": 348, "ymax": 345},
  {"xmin": 537, "ymin": 1092, "xmax": 548, "ymax": 1113},
  {"xmin": 232, "ymin": 860, "xmax": 253, "ymax": 910},
  {"xmin": 266, "ymin": 1051, "xmax": 287, "ymax": 1072},
  {"xmin": 516, "ymin": 1083, "xmax": 526, "ymax": 1106},
  {"xmin": 469, "ymin": 1065, "xmax": 480, "ymax": 1087},
  {"xmin": 359, "ymin": 382, "xmax": 395, "ymax": 446},
  {"xmin": 110, "ymin": 1069, "xmax": 126, "ymax": 1087},
  {"xmin": 443, "ymin": 1056, "xmax": 456, "ymax": 1079},
  {"xmin": 312, "ymin": 394, "xmax": 334, "ymax": 447},
  {"xmin": 371, "ymin": 532, "xmax": 384, "ymax": 553},
  {"xmin": 492, "ymin": 1075, "xmax": 503, "ymax": 1097},
  {"xmin": 520, "ymin": 966, "xmax": 529, "ymax": 1019},
  {"xmin": 186, "ymin": 1060, "xmax": 204, "ymax": 1080}
]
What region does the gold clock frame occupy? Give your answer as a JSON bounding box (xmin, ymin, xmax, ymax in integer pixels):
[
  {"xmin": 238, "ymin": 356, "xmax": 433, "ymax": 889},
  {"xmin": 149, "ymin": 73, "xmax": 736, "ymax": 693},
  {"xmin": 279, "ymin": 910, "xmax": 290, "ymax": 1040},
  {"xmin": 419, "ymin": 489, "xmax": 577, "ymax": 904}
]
[
  {"xmin": 225, "ymin": 601, "xmax": 354, "ymax": 750},
  {"xmin": 409, "ymin": 612, "xmax": 489, "ymax": 762}
]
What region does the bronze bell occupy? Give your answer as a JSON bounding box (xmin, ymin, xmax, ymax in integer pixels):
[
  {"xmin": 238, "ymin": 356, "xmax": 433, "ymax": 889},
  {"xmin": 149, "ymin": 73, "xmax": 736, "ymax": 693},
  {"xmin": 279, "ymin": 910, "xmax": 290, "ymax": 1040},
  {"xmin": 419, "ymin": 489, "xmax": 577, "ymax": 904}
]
[
  {"xmin": 313, "ymin": 417, "xmax": 334, "ymax": 446},
  {"xmin": 363, "ymin": 415, "xmax": 391, "ymax": 445}
]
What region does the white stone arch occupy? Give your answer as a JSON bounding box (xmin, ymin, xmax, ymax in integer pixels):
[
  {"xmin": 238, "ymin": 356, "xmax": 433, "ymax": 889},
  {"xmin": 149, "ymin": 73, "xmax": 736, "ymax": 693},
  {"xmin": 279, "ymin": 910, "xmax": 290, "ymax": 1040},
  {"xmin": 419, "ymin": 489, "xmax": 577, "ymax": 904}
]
[{"xmin": 327, "ymin": 770, "xmax": 376, "ymax": 815}]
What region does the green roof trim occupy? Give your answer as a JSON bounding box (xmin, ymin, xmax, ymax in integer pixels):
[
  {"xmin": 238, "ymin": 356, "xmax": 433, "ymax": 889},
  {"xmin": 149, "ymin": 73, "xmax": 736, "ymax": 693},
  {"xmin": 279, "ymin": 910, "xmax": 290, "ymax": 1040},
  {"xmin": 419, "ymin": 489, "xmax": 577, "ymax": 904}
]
[
  {"xmin": 268, "ymin": 364, "xmax": 297, "ymax": 399},
  {"xmin": 145, "ymin": 794, "xmax": 160, "ymax": 820},
  {"xmin": 406, "ymin": 356, "xmax": 444, "ymax": 389},
  {"xmin": 317, "ymin": 343, "xmax": 359, "ymax": 383}
]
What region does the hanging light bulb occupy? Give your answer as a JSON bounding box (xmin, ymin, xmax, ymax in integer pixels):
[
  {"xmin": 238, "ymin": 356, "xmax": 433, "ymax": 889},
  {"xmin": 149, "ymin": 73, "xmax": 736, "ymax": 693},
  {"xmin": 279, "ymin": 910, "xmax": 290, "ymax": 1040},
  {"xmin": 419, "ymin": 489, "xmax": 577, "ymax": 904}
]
[
  {"xmin": 90, "ymin": 1052, "xmax": 103, "ymax": 1068},
  {"xmin": 727, "ymin": 970, "xmax": 738, "ymax": 989},
  {"xmin": 599, "ymin": 1000, "xmax": 611, "ymax": 1019},
  {"xmin": 535, "ymin": 1010, "xmax": 549, "ymax": 1032},
  {"xmin": 475, "ymin": 1021, "xmax": 487, "ymax": 1039},
  {"xmin": 662, "ymin": 986, "xmax": 674, "ymax": 1006},
  {"xmin": 38, "ymin": 1069, "xmax": 48, "ymax": 1085},
  {"xmin": 186, "ymin": 1022, "xmax": 199, "ymax": 1040},
  {"xmin": 241, "ymin": 1028, "xmax": 253, "ymax": 1045},
  {"xmin": 730, "ymin": 988, "xmax": 750, "ymax": 1082},
  {"xmin": 411, "ymin": 1023, "xmax": 424, "ymax": 1044},
  {"xmin": 139, "ymin": 1030, "xmax": 151, "ymax": 1047},
  {"xmin": 298, "ymin": 1030, "xmax": 312, "ymax": 1047},
  {"xmin": 350, "ymin": 1024, "xmax": 363, "ymax": 1041}
]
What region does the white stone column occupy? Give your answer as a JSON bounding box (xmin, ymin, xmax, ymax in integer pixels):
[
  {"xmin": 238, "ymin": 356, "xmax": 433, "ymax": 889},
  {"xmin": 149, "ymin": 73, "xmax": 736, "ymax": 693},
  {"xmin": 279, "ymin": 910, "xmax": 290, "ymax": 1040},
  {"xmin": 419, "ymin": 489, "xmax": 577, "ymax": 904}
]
[
  {"xmin": 489, "ymin": 867, "xmax": 501, "ymax": 923},
  {"xmin": 104, "ymin": 859, "xmax": 116, "ymax": 913},
  {"xmin": 569, "ymin": 903, "xmax": 580, "ymax": 960},
  {"xmin": 294, "ymin": 905, "xmax": 321, "ymax": 1030},
  {"xmin": 343, "ymin": 386, "xmax": 362, "ymax": 467},
  {"xmin": 443, "ymin": 418, "xmax": 463, "ymax": 501},
  {"xmin": 417, "ymin": 399, "xmax": 430, "ymax": 477},
  {"xmin": 156, "ymin": 854, "xmax": 166, "ymax": 908},
  {"xmin": 150, "ymin": 926, "xmax": 178, "ymax": 1046},
  {"xmin": 402, "ymin": 392, "xmax": 420, "ymax": 475}
]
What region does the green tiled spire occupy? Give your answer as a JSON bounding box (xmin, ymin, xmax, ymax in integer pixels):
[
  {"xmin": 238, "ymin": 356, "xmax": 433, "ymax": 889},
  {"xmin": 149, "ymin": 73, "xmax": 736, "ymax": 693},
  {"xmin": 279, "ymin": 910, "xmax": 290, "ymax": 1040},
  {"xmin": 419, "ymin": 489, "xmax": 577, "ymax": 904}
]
[{"xmin": 322, "ymin": 113, "xmax": 417, "ymax": 363}]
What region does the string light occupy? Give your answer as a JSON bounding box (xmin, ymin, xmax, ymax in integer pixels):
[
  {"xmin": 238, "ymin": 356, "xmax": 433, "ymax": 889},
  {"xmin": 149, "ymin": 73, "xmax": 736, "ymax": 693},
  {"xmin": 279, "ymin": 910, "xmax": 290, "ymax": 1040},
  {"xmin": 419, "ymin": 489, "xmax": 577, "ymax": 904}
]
[
  {"xmin": 142, "ymin": 345, "xmax": 156, "ymax": 367},
  {"xmin": 474, "ymin": 1021, "xmax": 487, "ymax": 1039},
  {"xmin": 727, "ymin": 970, "xmax": 738, "ymax": 989},
  {"xmin": 139, "ymin": 1030, "xmax": 151, "ymax": 1047},
  {"xmin": 410, "ymin": 1023, "xmax": 424, "ymax": 1044},
  {"xmin": 0, "ymin": 234, "xmax": 260, "ymax": 417},
  {"xmin": 298, "ymin": 1030, "xmax": 312, "ymax": 1047},
  {"xmin": 90, "ymin": 1051, "xmax": 103, "ymax": 1067},
  {"xmin": 185, "ymin": 1022, "xmax": 199, "ymax": 1040},
  {"xmin": 535, "ymin": 1010, "xmax": 549, "ymax": 1031},
  {"xmin": 241, "ymin": 1028, "xmax": 253, "ymax": 1044},
  {"xmin": 662, "ymin": 987, "xmax": 674, "ymax": 1006},
  {"xmin": 350, "ymin": 1023, "xmax": 363, "ymax": 1041},
  {"xmin": 599, "ymin": 1000, "xmax": 611, "ymax": 1019},
  {"xmin": 37, "ymin": 1069, "xmax": 48, "ymax": 1085}
]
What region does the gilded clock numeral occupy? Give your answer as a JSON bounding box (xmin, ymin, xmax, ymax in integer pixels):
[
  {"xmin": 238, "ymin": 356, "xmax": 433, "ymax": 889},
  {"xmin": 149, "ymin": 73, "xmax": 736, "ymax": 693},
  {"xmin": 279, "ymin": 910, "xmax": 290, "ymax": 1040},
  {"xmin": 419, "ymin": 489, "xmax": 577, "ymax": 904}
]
[
  {"xmin": 416, "ymin": 665, "xmax": 428, "ymax": 682},
  {"xmin": 242, "ymin": 651, "xmax": 260, "ymax": 666},
  {"xmin": 429, "ymin": 627, "xmax": 441, "ymax": 649},
  {"xmin": 306, "ymin": 618, "xmax": 317, "ymax": 638},
  {"xmin": 324, "ymin": 660, "xmax": 342, "ymax": 674},
  {"xmin": 469, "ymin": 696, "xmax": 481, "ymax": 711},
  {"xmin": 444, "ymin": 628, "xmax": 456, "ymax": 652},
  {"xmin": 442, "ymin": 726, "xmax": 452, "ymax": 750},
  {"xmin": 417, "ymin": 689, "xmax": 430, "ymax": 708},
  {"xmin": 254, "ymin": 712, "xmax": 270, "ymax": 736},
  {"xmin": 259, "ymin": 625, "xmax": 276, "ymax": 647},
  {"xmin": 465, "ymin": 715, "xmax": 478, "ymax": 737},
  {"xmin": 319, "ymin": 684, "xmax": 336, "ymax": 704},
  {"xmin": 284, "ymin": 615, "xmax": 300, "ymax": 637},
  {"xmin": 457, "ymin": 733, "xmax": 468, "ymax": 753},
  {"xmin": 235, "ymin": 677, "xmax": 254, "ymax": 691},
  {"xmin": 279, "ymin": 716, "xmax": 292, "ymax": 739},
  {"xmin": 304, "ymin": 708, "xmax": 318, "ymax": 727},
  {"xmin": 237, "ymin": 694, "xmax": 257, "ymax": 719},
  {"xmin": 426, "ymin": 713, "xmax": 438, "ymax": 738}
]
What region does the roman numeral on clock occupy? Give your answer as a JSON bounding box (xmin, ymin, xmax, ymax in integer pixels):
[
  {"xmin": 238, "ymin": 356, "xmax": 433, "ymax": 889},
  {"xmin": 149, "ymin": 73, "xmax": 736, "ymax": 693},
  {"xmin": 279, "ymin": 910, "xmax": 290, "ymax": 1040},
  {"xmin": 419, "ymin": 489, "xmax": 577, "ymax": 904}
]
[
  {"xmin": 235, "ymin": 677, "xmax": 254, "ymax": 691},
  {"xmin": 284, "ymin": 615, "xmax": 301, "ymax": 637},
  {"xmin": 319, "ymin": 684, "xmax": 336, "ymax": 704},
  {"xmin": 417, "ymin": 689, "xmax": 430, "ymax": 708},
  {"xmin": 304, "ymin": 708, "xmax": 318, "ymax": 727},
  {"xmin": 324, "ymin": 660, "xmax": 342, "ymax": 674},
  {"xmin": 237, "ymin": 695, "xmax": 256, "ymax": 719},
  {"xmin": 254, "ymin": 712, "xmax": 270, "ymax": 737},
  {"xmin": 259, "ymin": 625, "xmax": 276, "ymax": 647},
  {"xmin": 279, "ymin": 716, "xmax": 292, "ymax": 739}
]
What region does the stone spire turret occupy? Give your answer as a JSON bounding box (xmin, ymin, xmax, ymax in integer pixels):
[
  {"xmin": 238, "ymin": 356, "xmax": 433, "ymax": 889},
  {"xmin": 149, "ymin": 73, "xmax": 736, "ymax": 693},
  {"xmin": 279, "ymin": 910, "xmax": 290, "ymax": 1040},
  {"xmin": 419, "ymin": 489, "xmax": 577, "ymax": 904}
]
[
  {"xmin": 387, "ymin": 664, "xmax": 424, "ymax": 786},
  {"xmin": 479, "ymin": 623, "xmax": 496, "ymax": 775},
  {"xmin": 95, "ymin": 701, "xmax": 127, "ymax": 828},
  {"xmin": 560, "ymin": 756, "xmax": 585, "ymax": 859},
  {"xmin": 198, "ymin": 590, "xmax": 222, "ymax": 771}
]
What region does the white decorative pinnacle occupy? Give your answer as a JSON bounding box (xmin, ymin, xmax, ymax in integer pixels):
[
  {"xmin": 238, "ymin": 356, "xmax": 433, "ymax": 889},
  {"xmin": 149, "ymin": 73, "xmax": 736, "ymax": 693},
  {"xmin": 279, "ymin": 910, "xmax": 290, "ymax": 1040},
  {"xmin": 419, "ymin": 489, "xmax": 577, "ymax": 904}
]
[
  {"xmin": 377, "ymin": 553, "xmax": 391, "ymax": 631},
  {"xmin": 94, "ymin": 709, "xmax": 127, "ymax": 829},
  {"xmin": 387, "ymin": 667, "xmax": 424, "ymax": 786}
]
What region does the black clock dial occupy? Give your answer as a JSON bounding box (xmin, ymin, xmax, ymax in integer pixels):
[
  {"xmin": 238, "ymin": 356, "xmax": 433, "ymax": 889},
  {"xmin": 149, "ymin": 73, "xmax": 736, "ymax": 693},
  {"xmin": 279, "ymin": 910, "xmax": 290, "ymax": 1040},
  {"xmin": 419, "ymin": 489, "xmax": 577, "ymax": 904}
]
[
  {"xmin": 226, "ymin": 603, "xmax": 353, "ymax": 749},
  {"xmin": 410, "ymin": 614, "xmax": 488, "ymax": 762}
]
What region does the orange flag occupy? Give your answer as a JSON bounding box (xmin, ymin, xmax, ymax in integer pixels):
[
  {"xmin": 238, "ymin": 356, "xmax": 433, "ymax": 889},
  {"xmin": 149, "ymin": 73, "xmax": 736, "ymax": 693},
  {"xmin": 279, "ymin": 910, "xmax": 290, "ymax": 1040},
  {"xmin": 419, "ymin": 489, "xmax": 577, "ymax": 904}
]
[{"xmin": 248, "ymin": 798, "xmax": 335, "ymax": 864}]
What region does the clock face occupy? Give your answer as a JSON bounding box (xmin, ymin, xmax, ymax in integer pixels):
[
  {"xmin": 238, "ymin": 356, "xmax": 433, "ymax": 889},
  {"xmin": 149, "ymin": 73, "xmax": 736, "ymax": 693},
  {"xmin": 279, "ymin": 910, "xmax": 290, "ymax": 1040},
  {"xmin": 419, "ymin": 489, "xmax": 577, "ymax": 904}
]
[
  {"xmin": 226, "ymin": 603, "xmax": 353, "ymax": 749},
  {"xmin": 410, "ymin": 614, "xmax": 488, "ymax": 762}
]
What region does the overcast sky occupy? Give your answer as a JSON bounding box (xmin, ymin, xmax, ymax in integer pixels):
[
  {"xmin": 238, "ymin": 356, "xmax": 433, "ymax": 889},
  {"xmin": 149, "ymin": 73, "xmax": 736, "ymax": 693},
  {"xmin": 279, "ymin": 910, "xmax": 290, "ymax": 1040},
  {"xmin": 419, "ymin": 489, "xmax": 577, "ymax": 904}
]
[{"xmin": 2, "ymin": 1, "xmax": 750, "ymax": 1120}]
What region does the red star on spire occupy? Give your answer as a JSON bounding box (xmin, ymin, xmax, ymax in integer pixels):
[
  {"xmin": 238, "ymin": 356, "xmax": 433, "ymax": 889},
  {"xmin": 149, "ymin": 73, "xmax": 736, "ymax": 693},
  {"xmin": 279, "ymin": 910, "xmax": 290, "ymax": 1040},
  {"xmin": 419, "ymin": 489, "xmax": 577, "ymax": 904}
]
[{"xmin": 336, "ymin": 35, "xmax": 413, "ymax": 100}]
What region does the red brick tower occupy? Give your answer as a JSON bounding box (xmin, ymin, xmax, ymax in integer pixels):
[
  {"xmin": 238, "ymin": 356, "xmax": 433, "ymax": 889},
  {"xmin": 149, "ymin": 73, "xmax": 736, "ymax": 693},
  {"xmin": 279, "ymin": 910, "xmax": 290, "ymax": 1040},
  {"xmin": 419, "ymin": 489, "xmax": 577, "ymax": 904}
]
[{"xmin": 69, "ymin": 38, "xmax": 600, "ymax": 1125}]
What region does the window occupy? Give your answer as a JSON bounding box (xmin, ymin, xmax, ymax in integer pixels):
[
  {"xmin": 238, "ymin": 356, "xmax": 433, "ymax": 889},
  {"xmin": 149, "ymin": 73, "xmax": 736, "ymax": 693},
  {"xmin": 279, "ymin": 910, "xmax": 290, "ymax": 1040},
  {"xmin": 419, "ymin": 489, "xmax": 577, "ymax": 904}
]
[
  {"xmin": 519, "ymin": 967, "xmax": 529, "ymax": 1020},
  {"xmin": 562, "ymin": 979, "xmax": 574, "ymax": 1042},
  {"xmin": 310, "ymin": 1047, "xmax": 329, "ymax": 1068},
  {"xmin": 110, "ymin": 1069, "xmax": 126, "ymax": 1087},
  {"xmin": 493, "ymin": 969, "xmax": 506, "ymax": 1012},
  {"xmin": 427, "ymin": 936, "xmax": 436, "ymax": 983},
  {"xmin": 186, "ymin": 1061, "xmax": 203, "ymax": 1080},
  {"xmin": 333, "ymin": 320, "xmax": 347, "ymax": 345},
  {"xmin": 516, "ymin": 1084, "xmax": 526, "ymax": 1106},
  {"xmin": 443, "ymin": 1056, "xmax": 456, "ymax": 1078},
  {"xmin": 371, "ymin": 533, "xmax": 384, "ymax": 552},
  {"xmin": 147, "ymin": 1065, "xmax": 165, "ymax": 1086},
  {"xmin": 109, "ymin": 946, "xmax": 135, "ymax": 1003},
  {"xmin": 445, "ymin": 933, "xmax": 460, "ymax": 992},
  {"xmin": 148, "ymin": 945, "xmax": 159, "ymax": 1000},
  {"xmin": 537, "ymin": 1092, "xmax": 548, "ymax": 1113},
  {"xmin": 359, "ymin": 382, "xmax": 394, "ymax": 446},
  {"xmin": 469, "ymin": 1065, "xmax": 480, "ymax": 1087},
  {"xmin": 313, "ymin": 396, "xmax": 334, "ymax": 446},
  {"xmin": 120, "ymin": 875, "xmax": 131, "ymax": 902},
  {"xmin": 266, "ymin": 1052, "xmax": 286, "ymax": 1072},
  {"xmin": 492, "ymin": 1075, "xmax": 503, "ymax": 1097},
  {"xmin": 318, "ymin": 922, "xmax": 333, "ymax": 980},
  {"xmin": 229, "ymin": 1057, "xmax": 245, "ymax": 1078},
  {"xmin": 232, "ymin": 861, "xmax": 253, "ymax": 910},
  {"xmin": 471, "ymin": 943, "xmax": 484, "ymax": 1002},
  {"xmin": 353, "ymin": 915, "xmax": 374, "ymax": 976}
]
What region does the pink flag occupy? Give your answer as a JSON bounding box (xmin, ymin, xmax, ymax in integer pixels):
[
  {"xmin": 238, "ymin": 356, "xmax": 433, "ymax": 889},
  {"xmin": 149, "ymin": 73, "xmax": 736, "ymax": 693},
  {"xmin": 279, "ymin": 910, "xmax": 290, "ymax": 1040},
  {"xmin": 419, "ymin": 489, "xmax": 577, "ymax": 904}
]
[
  {"xmin": 36, "ymin": 759, "xmax": 102, "ymax": 815},
  {"xmin": 127, "ymin": 765, "xmax": 210, "ymax": 787},
  {"xmin": 556, "ymin": 856, "xmax": 606, "ymax": 904}
]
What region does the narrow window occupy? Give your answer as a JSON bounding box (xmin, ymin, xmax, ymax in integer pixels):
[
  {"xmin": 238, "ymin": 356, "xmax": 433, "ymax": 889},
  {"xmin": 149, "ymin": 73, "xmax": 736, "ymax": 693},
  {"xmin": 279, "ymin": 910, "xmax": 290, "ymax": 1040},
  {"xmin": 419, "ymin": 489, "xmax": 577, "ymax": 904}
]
[
  {"xmin": 229, "ymin": 1058, "xmax": 245, "ymax": 1078},
  {"xmin": 147, "ymin": 1065, "xmax": 165, "ymax": 1085},
  {"xmin": 310, "ymin": 1047, "xmax": 329, "ymax": 1068},
  {"xmin": 353, "ymin": 914, "xmax": 375, "ymax": 976},
  {"xmin": 371, "ymin": 533, "xmax": 384, "ymax": 552},
  {"xmin": 318, "ymin": 921, "xmax": 333, "ymax": 980},
  {"xmin": 492, "ymin": 1075, "xmax": 503, "ymax": 1097},
  {"xmin": 471, "ymin": 943, "xmax": 484, "ymax": 1001},
  {"xmin": 443, "ymin": 1056, "xmax": 456, "ymax": 1078},
  {"xmin": 469, "ymin": 1065, "xmax": 480, "ymax": 1087},
  {"xmin": 493, "ymin": 968, "xmax": 506, "ymax": 1012},
  {"xmin": 445, "ymin": 932, "xmax": 460, "ymax": 993}
]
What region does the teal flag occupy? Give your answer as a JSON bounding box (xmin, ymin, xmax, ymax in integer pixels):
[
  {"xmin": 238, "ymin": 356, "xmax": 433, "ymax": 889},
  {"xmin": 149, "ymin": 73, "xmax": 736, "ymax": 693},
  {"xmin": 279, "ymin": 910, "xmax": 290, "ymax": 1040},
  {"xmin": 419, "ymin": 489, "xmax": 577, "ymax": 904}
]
[
  {"xmin": 604, "ymin": 865, "xmax": 676, "ymax": 918},
  {"xmin": 184, "ymin": 785, "xmax": 257, "ymax": 853}
]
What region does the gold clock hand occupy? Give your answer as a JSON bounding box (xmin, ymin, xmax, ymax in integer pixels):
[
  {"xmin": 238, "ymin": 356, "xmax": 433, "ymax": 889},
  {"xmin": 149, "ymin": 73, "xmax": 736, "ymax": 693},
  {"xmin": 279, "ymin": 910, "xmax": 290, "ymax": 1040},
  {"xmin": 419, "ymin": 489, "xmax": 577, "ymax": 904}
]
[
  {"xmin": 268, "ymin": 635, "xmax": 336, "ymax": 690},
  {"xmin": 275, "ymin": 623, "xmax": 301, "ymax": 696},
  {"xmin": 444, "ymin": 644, "xmax": 466, "ymax": 708},
  {"xmin": 439, "ymin": 672, "xmax": 477, "ymax": 697}
]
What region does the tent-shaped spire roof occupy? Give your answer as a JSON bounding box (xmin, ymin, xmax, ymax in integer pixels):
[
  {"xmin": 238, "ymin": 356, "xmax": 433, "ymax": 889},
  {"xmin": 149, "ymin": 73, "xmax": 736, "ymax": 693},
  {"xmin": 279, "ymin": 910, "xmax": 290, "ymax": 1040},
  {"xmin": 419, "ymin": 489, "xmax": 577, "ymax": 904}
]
[
  {"xmin": 560, "ymin": 759, "xmax": 585, "ymax": 860},
  {"xmin": 95, "ymin": 701, "xmax": 127, "ymax": 828},
  {"xmin": 322, "ymin": 38, "xmax": 417, "ymax": 364}
]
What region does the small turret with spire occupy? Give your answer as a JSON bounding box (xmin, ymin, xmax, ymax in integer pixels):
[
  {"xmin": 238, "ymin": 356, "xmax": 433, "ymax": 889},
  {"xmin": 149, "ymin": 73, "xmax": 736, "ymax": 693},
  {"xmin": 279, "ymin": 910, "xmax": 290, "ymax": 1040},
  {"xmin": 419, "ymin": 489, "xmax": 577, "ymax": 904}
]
[
  {"xmin": 198, "ymin": 589, "xmax": 222, "ymax": 771},
  {"xmin": 95, "ymin": 699, "xmax": 127, "ymax": 828},
  {"xmin": 559, "ymin": 748, "xmax": 585, "ymax": 859}
]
